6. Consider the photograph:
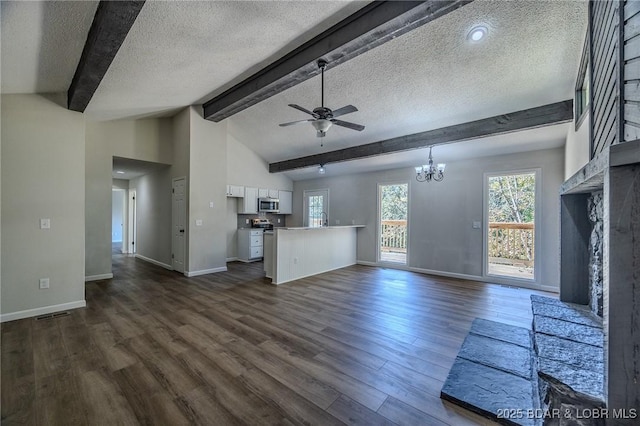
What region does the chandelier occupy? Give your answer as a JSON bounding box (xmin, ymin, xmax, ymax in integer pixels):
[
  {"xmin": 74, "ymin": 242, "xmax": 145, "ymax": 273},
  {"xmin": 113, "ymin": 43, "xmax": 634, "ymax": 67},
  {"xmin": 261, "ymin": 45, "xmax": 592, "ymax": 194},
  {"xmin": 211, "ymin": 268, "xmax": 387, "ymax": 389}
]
[{"xmin": 415, "ymin": 146, "xmax": 446, "ymax": 182}]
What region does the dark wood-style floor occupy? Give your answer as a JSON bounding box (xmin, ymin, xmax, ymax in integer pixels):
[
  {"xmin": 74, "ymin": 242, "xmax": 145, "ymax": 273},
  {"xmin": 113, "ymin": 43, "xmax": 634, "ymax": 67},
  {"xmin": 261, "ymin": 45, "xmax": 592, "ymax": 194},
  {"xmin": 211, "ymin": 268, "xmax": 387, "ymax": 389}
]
[{"xmin": 2, "ymin": 251, "xmax": 553, "ymax": 425}]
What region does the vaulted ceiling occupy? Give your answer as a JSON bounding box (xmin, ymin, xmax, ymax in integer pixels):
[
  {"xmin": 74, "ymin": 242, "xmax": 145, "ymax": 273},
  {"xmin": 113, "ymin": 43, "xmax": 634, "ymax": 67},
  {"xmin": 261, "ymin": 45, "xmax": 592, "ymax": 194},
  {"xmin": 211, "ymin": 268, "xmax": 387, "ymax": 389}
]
[{"xmin": 1, "ymin": 1, "xmax": 588, "ymax": 180}]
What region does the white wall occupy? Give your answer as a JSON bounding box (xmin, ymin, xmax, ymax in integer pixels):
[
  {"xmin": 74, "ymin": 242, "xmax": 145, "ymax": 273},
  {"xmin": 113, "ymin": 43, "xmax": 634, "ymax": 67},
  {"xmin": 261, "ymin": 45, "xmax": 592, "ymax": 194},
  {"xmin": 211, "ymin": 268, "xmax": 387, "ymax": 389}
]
[
  {"xmin": 112, "ymin": 190, "xmax": 124, "ymax": 242},
  {"xmin": 292, "ymin": 147, "xmax": 564, "ymax": 290},
  {"xmin": 1, "ymin": 94, "xmax": 86, "ymax": 320},
  {"xmin": 129, "ymin": 167, "xmax": 172, "ymax": 267},
  {"xmin": 85, "ymin": 118, "xmax": 173, "ymax": 279},
  {"xmin": 564, "ymin": 112, "xmax": 591, "ymax": 180},
  {"xmin": 226, "ymin": 133, "xmax": 293, "ymax": 191},
  {"xmin": 188, "ymin": 106, "xmax": 228, "ymax": 275}
]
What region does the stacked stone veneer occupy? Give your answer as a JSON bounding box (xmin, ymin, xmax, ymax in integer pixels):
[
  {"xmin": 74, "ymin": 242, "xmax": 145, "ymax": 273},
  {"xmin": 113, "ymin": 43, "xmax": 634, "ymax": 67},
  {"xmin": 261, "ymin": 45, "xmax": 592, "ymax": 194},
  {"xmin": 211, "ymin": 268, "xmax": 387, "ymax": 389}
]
[{"xmin": 588, "ymin": 191, "xmax": 603, "ymax": 317}]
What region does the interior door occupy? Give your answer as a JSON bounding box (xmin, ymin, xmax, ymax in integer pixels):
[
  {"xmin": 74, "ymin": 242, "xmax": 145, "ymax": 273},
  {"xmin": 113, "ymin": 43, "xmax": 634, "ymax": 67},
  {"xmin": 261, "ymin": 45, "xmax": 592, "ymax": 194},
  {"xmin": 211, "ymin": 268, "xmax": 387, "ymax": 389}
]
[
  {"xmin": 303, "ymin": 189, "xmax": 329, "ymax": 227},
  {"xmin": 172, "ymin": 177, "xmax": 186, "ymax": 272},
  {"xmin": 128, "ymin": 189, "xmax": 136, "ymax": 254}
]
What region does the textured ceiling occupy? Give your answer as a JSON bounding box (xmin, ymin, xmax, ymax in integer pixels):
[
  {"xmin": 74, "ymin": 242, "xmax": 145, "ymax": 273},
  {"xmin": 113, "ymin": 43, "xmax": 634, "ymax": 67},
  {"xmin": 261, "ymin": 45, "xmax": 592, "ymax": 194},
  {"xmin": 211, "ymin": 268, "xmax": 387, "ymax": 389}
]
[
  {"xmin": 1, "ymin": 0, "xmax": 587, "ymax": 181},
  {"xmin": 228, "ymin": 0, "xmax": 587, "ymax": 169},
  {"xmin": 84, "ymin": 0, "xmax": 367, "ymax": 120},
  {"xmin": 0, "ymin": 0, "xmax": 98, "ymax": 93}
]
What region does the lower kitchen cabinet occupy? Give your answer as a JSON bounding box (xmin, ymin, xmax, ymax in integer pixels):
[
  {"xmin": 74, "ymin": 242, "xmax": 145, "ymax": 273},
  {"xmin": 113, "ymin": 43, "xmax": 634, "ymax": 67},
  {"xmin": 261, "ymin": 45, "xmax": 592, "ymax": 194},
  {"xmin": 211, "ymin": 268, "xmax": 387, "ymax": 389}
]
[{"xmin": 237, "ymin": 229, "xmax": 263, "ymax": 262}]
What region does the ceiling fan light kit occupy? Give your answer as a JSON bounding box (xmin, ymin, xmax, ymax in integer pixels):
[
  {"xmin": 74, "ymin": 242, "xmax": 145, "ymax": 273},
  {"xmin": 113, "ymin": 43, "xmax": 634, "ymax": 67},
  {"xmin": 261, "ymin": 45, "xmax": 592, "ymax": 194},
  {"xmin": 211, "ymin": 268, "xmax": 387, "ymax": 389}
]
[{"xmin": 279, "ymin": 59, "xmax": 365, "ymax": 138}]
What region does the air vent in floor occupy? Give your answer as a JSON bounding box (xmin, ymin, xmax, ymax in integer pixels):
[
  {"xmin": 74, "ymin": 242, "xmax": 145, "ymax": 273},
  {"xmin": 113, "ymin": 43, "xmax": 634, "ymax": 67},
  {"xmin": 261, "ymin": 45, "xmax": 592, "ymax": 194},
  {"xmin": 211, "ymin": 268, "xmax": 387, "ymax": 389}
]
[{"xmin": 35, "ymin": 311, "xmax": 70, "ymax": 321}]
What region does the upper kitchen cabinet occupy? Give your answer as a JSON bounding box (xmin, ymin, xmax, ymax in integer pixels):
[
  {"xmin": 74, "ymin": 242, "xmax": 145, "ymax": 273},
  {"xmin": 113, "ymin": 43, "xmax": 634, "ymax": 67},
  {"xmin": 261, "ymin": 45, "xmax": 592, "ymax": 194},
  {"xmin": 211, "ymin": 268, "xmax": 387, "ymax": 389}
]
[
  {"xmin": 226, "ymin": 184, "xmax": 244, "ymax": 197},
  {"xmin": 259, "ymin": 188, "xmax": 279, "ymax": 198},
  {"xmin": 278, "ymin": 190, "xmax": 292, "ymax": 214},
  {"xmin": 238, "ymin": 187, "xmax": 258, "ymax": 214}
]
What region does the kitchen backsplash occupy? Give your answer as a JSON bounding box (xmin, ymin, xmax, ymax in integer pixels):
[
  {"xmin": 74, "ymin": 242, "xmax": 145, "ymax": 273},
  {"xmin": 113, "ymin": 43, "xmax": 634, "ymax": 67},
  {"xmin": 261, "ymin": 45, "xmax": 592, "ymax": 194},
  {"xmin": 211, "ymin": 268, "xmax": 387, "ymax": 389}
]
[{"xmin": 237, "ymin": 213, "xmax": 286, "ymax": 229}]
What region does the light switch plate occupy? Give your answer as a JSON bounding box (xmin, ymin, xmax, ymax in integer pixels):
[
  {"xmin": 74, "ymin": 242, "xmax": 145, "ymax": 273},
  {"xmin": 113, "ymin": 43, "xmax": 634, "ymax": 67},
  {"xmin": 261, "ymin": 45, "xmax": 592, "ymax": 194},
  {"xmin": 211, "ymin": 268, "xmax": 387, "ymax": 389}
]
[
  {"xmin": 195, "ymin": 219, "xmax": 203, "ymax": 226},
  {"xmin": 473, "ymin": 221, "xmax": 481, "ymax": 229},
  {"xmin": 209, "ymin": 202, "xmax": 214, "ymax": 208},
  {"xmin": 39, "ymin": 278, "xmax": 50, "ymax": 289},
  {"xmin": 40, "ymin": 218, "xmax": 50, "ymax": 229}
]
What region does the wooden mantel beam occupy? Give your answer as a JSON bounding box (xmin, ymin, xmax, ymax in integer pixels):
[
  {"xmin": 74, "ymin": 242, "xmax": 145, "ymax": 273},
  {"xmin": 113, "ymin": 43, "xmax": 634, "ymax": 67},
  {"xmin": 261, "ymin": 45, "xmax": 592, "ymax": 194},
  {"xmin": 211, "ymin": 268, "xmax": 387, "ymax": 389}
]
[
  {"xmin": 67, "ymin": 1, "xmax": 146, "ymax": 112},
  {"xmin": 269, "ymin": 100, "xmax": 574, "ymax": 173},
  {"xmin": 203, "ymin": 0, "xmax": 472, "ymax": 122}
]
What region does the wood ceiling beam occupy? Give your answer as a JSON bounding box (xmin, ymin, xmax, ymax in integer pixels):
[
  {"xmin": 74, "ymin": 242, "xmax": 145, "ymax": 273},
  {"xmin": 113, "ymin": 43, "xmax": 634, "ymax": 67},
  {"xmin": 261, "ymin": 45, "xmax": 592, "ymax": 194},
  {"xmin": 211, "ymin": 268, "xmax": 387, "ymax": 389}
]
[
  {"xmin": 203, "ymin": 0, "xmax": 472, "ymax": 122},
  {"xmin": 269, "ymin": 100, "xmax": 574, "ymax": 173},
  {"xmin": 67, "ymin": 1, "xmax": 146, "ymax": 112}
]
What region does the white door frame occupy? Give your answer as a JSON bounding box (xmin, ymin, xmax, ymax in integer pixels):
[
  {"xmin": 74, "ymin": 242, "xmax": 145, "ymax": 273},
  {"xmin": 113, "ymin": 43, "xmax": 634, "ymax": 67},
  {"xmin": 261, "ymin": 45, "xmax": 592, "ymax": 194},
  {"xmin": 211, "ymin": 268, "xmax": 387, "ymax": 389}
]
[
  {"xmin": 376, "ymin": 182, "xmax": 409, "ymax": 265},
  {"xmin": 482, "ymin": 168, "xmax": 541, "ymax": 285},
  {"xmin": 172, "ymin": 177, "xmax": 187, "ymax": 273}
]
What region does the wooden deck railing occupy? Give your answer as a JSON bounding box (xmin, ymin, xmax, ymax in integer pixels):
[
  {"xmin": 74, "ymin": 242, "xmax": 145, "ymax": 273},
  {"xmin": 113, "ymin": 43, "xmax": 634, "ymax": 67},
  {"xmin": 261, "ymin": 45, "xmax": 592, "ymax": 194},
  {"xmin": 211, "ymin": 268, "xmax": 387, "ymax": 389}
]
[
  {"xmin": 488, "ymin": 222, "xmax": 534, "ymax": 266},
  {"xmin": 381, "ymin": 220, "xmax": 407, "ymax": 253}
]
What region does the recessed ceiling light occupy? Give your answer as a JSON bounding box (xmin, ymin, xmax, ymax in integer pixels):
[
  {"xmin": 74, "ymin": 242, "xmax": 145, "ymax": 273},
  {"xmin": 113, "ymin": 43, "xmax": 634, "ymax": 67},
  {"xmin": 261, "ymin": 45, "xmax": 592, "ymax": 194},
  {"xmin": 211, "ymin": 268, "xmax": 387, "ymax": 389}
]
[
  {"xmin": 116, "ymin": 171, "xmax": 125, "ymax": 174},
  {"xmin": 468, "ymin": 26, "xmax": 488, "ymax": 42}
]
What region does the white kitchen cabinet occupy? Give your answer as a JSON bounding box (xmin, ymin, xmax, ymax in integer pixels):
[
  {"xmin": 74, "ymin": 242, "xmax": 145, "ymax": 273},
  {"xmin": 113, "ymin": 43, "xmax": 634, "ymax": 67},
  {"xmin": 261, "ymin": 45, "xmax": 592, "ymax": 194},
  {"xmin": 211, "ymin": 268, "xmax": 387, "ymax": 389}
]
[
  {"xmin": 278, "ymin": 190, "xmax": 292, "ymax": 214},
  {"xmin": 268, "ymin": 189, "xmax": 279, "ymax": 198},
  {"xmin": 226, "ymin": 184, "xmax": 244, "ymax": 197},
  {"xmin": 238, "ymin": 187, "xmax": 258, "ymax": 213},
  {"xmin": 237, "ymin": 229, "xmax": 263, "ymax": 262},
  {"xmin": 258, "ymin": 188, "xmax": 269, "ymax": 198}
]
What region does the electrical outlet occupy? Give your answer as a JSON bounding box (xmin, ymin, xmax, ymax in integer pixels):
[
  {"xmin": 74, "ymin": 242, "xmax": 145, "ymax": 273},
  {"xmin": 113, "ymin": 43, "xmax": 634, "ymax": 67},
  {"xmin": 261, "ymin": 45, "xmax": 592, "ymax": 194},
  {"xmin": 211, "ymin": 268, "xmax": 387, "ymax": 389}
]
[
  {"xmin": 39, "ymin": 278, "xmax": 50, "ymax": 289},
  {"xmin": 245, "ymin": 219, "xmax": 249, "ymax": 224},
  {"xmin": 335, "ymin": 219, "xmax": 340, "ymax": 225},
  {"xmin": 277, "ymin": 218, "xmax": 281, "ymax": 223},
  {"xmin": 473, "ymin": 221, "xmax": 481, "ymax": 229},
  {"xmin": 209, "ymin": 202, "xmax": 214, "ymax": 208},
  {"xmin": 195, "ymin": 219, "xmax": 203, "ymax": 226}
]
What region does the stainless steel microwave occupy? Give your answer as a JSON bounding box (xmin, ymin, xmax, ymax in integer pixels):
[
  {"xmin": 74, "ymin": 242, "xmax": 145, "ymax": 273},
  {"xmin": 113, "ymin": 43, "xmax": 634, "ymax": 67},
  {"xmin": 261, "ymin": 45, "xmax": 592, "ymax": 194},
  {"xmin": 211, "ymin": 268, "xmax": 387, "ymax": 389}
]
[{"xmin": 258, "ymin": 197, "xmax": 279, "ymax": 213}]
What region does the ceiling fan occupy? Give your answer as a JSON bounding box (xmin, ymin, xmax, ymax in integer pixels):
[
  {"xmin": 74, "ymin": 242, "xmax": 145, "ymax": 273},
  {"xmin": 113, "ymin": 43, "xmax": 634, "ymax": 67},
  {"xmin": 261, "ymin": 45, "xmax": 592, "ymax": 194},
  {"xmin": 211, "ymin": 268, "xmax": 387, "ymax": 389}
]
[{"xmin": 279, "ymin": 59, "xmax": 365, "ymax": 138}]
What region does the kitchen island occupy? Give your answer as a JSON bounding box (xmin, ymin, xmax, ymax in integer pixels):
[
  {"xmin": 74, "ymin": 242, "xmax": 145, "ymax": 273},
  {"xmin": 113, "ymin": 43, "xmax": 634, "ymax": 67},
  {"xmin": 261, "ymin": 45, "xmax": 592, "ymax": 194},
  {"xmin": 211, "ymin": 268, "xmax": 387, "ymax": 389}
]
[{"xmin": 263, "ymin": 225, "xmax": 364, "ymax": 285}]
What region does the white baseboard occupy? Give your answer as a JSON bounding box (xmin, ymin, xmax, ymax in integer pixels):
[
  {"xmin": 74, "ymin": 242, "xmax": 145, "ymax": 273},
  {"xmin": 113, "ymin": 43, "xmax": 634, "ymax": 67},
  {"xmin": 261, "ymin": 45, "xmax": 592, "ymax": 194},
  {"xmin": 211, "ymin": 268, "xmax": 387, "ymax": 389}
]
[
  {"xmin": 1, "ymin": 300, "xmax": 86, "ymax": 323},
  {"xmin": 226, "ymin": 257, "xmax": 238, "ymax": 262},
  {"xmin": 185, "ymin": 267, "xmax": 227, "ymax": 277},
  {"xmin": 85, "ymin": 273, "xmax": 113, "ymax": 282},
  {"xmin": 409, "ymin": 266, "xmax": 485, "ymax": 282},
  {"xmin": 358, "ymin": 261, "xmax": 559, "ymax": 294},
  {"xmin": 135, "ymin": 254, "xmax": 173, "ymax": 270}
]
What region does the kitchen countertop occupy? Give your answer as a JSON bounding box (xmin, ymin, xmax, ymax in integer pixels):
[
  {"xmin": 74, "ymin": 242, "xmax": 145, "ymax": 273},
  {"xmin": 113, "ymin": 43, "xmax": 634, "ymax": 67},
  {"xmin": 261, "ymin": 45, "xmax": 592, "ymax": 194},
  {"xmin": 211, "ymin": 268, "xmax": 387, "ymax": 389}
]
[{"xmin": 276, "ymin": 225, "xmax": 365, "ymax": 230}]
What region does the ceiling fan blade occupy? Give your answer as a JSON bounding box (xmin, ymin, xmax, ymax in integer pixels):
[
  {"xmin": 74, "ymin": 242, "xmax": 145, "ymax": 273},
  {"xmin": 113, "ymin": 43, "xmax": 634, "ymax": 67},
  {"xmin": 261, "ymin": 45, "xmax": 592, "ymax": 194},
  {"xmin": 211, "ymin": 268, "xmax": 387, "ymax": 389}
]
[
  {"xmin": 331, "ymin": 105, "xmax": 358, "ymax": 118},
  {"xmin": 332, "ymin": 119, "xmax": 365, "ymax": 131},
  {"xmin": 288, "ymin": 104, "xmax": 318, "ymax": 117},
  {"xmin": 279, "ymin": 119, "xmax": 314, "ymax": 127}
]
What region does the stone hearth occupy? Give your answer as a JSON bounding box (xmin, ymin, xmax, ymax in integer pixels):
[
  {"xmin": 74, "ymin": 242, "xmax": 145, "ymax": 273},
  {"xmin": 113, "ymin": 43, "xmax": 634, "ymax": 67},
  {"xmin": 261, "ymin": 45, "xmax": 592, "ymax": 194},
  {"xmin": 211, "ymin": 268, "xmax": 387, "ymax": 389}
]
[{"xmin": 441, "ymin": 296, "xmax": 604, "ymax": 426}]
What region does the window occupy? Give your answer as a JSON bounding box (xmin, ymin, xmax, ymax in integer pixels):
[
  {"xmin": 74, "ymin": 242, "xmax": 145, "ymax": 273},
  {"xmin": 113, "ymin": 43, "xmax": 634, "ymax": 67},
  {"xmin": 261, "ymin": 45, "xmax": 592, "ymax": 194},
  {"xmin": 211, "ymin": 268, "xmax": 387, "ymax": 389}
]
[
  {"xmin": 303, "ymin": 189, "xmax": 328, "ymax": 227},
  {"xmin": 575, "ymin": 31, "xmax": 590, "ymax": 129}
]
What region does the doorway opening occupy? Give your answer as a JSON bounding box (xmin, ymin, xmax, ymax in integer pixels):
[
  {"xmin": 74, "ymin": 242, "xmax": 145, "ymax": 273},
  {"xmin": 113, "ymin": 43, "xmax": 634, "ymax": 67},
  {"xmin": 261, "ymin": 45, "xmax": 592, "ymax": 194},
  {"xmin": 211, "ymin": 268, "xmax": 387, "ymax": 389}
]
[
  {"xmin": 485, "ymin": 171, "xmax": 538, "ymax": 281},
  {"xmin": 378, "ymin": 183, "xmax": 408, "ymax": 264},
  {"xmin": 112, "ymin": 189, "xmax": 126, "ymax": 254},
  {"xmin": 303, "ymin": 189, "xmax": 329, "ymax": 227}
]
